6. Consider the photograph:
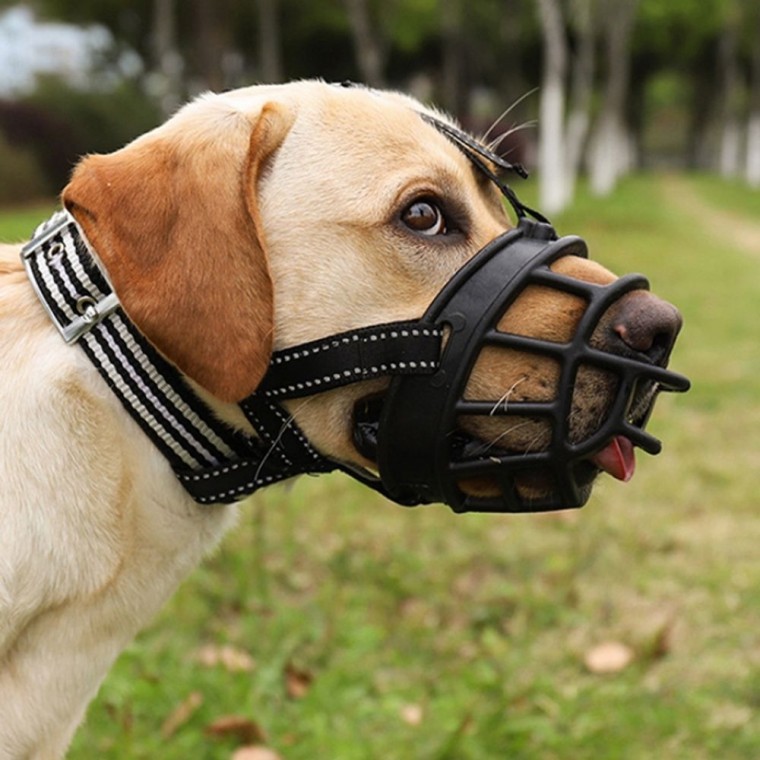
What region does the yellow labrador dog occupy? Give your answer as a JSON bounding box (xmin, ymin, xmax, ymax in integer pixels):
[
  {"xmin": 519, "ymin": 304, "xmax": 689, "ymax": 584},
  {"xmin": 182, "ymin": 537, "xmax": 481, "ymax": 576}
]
[{"xmin": 0, "ymin": 81, "xmax": 687, "ymax": 757}]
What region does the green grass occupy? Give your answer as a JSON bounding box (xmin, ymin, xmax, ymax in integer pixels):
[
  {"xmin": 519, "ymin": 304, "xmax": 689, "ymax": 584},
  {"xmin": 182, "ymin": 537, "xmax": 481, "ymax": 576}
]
[
  {"xmin": 0, "ymin": 202, "xmax": 59, "ymax": 243},
  {"xmin": 6, "ymin": 176, "xmax": 760, "ymax": 758},
  {"xmin": 683, "ymin": 173, "xmax": 760, "ymax": 220}
]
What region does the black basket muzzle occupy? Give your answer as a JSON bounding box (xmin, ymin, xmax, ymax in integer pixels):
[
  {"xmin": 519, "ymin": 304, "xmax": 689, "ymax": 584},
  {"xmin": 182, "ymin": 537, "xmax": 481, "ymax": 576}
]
[
  {"xmin": 366, "ymin": 219, "xmax": 690, "ymax": 512},
  {"xmin": 254, "ymin": 219, "xmax": 689, "ymax": 514}
]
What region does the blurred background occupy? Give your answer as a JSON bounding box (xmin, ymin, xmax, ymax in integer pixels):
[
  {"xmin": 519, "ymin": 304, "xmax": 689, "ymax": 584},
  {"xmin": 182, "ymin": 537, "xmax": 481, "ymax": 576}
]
[
  {"xmin": 1, "ymin": 0, "xmax": 759, "ymax": 209},
  {"xmin": 1, "ymin": 1, "xmax": 758, "ymax": 759}
]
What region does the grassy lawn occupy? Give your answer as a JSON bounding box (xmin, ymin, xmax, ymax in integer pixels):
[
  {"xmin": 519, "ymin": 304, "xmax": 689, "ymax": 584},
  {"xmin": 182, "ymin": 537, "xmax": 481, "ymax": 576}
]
[
  {"xmin": 0, "ymin": 202, "xmax": 59, "ymax": 243},
  {"xmin": 3, "ymin": 175, "xmax": 759, "ymax": 759}
]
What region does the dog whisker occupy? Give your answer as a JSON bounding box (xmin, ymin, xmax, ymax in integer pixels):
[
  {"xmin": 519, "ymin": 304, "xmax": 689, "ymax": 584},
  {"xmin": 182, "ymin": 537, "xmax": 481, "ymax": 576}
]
[
  {"xmin": 486, "ymin": 121, "xmax": 538, "ymax": 154},
  {"xmin": 253, "ymin": 397, "xmax": 315, "ymax": 484},
  {"xmin": 489, "ymin": 377, "xmax": 527, "ymax": 415},
  {"xmin": 522, "ymin": 428, "xmax": 550, "ymax": 455},
  {"xmin": 475, "ymin": 419, "xmax": 534, "ymax": 456},
  {"xmin": 480, "ymin": 88, "xmax": 538, "ymax": 144}
]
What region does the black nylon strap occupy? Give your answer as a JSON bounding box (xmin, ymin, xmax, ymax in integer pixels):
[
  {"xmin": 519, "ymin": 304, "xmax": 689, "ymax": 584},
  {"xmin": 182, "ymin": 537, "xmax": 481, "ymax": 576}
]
[
  {"xmin": 240, "ymin": 393, "xmax": 325, "ymax": 470},
  {"xmin": 258, "ymin": 321, "xmax": 442, "ymax": 400},
  {"xmin": 177, "ymin": 394, "xmax": 338, "ymax": 504}
]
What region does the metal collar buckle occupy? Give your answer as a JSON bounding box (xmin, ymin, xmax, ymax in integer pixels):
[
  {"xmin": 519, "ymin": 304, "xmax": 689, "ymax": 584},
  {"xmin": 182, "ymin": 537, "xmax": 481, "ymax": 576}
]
[{"xmin": 21, "ymin": 211, "xmax": 120, "ymax": 344}]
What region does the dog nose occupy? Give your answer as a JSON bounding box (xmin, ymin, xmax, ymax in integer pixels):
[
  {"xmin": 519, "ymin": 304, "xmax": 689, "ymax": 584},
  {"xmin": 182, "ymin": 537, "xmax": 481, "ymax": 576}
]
[{"xmin": 609, "ymin": 291, "xmax": 683, "ymax": 364}]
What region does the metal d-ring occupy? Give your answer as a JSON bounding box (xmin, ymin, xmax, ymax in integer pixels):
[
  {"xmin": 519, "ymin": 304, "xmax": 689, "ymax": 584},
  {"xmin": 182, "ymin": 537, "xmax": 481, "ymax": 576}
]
[
  {"xmin": 75, "ymin": 295, "xmax": 99, "ymax": 323},
  {"xmin": 46, "ymin": 241, "xmax": 64, "ymax": 263}
]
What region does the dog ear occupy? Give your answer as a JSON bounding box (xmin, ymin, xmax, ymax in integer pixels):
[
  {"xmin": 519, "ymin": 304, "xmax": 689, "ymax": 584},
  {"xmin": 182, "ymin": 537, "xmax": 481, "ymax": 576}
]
[{"xmin": 62, "ymin": 99, "xmax": 294, "ymax": 402}]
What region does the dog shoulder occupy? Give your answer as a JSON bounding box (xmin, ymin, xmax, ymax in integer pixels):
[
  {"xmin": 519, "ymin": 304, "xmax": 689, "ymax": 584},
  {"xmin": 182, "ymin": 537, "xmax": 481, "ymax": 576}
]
[{"xmin": 0, "ymin": 243, "xmax": 23, "ymax": 275}]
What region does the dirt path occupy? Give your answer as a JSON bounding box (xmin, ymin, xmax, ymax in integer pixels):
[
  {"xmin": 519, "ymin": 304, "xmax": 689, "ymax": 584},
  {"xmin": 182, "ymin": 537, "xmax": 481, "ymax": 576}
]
[{"xmin": 659, "ymin": 175, "xmax": 760, "ymax": 258}]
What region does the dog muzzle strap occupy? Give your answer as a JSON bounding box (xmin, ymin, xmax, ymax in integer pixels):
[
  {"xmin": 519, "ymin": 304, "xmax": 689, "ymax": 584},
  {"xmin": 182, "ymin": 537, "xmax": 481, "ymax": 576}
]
[
  {"xmin": 175, "ymin": 323, "xmax": 443, "ymax": 504},
  {"xmin": 256, "ymin": 322, "xmax": 442, "ymax": 399}
]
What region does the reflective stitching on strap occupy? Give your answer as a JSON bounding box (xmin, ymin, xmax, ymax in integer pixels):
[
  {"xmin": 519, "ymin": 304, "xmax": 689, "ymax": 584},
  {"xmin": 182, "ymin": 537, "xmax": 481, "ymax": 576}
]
[
  {"xmin": 270, "ymin": 327, "xmax": 438, "ymax": 365},
  {"xmin": 263, "ymin": 360, "xmax": 435, "ymax": 398}
]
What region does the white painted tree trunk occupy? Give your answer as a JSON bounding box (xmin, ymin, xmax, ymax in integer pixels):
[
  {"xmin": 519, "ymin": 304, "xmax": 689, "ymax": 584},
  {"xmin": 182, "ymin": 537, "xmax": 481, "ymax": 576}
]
[
  {"xmin": 719, "ymin": 121, "xmax": 742, "ymax": 178},
  {"xmin": 717, "ymin": 13, "xmax": 742, "ymax": 178},
  {"xmin": 747, "ymin": 116, "xmax": 760, "ymax": 188},
  {"xmin": 589, "ymin": 114, "xmax": 630, "ymax": 195},
  {"xmin": 588, "ymin": 0, "xmax": 638, "ymax": 197},
  {"xmin": 536, "ymin": 0, "xmax": 569, "ymax": 215},
  {"xmin": 564, "ymin": 0, "xmax": 595, "ymax": 200},
  {"xmin": 746, "ymin": 15, "xmax": 760, "ymax": 187},
  {"xmin": 539, "ymin": 78, "xmax": 569, "ymax": 214}
]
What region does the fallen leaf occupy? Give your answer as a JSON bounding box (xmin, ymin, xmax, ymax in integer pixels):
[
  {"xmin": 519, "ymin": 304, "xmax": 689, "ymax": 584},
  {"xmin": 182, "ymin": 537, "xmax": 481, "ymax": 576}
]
[
  {"xmin": 284, "ymin": 661, "xmax": 313, "ymax": 700},
  {"xmin": 232, "ymin": 747, "xmax": 283, "ymax": 760},
  {"xmin": 205, "ymin": 715, "xmax": 267, "ymax": 744},
  {"xmin": 584, "ymin": 641, "xmax": 634, "ymax": 674},
  {"xmin": 400, "ymin": 703, "xmax": 424, "ymax": 726},
  {"xmin": 160, "ymin": 691, "xmax": 203, "ymax": 739},
  {"xmin": 649, "ymin": 616, "xmax": 677, "ymax": 660},
  {"xmin": 196, "ymin": 644, "xmax": 256, "ymax": 673}
]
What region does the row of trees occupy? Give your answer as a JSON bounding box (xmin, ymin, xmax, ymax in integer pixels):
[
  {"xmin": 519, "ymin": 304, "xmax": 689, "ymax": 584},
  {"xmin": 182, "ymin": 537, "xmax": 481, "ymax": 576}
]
[
  {"xmin": 536, "ymin": 0, "xmax": 760, "ymax": 211},
  {"xmin": 6, "ymin": 0, "xmax": 760, "ymax": 210}
]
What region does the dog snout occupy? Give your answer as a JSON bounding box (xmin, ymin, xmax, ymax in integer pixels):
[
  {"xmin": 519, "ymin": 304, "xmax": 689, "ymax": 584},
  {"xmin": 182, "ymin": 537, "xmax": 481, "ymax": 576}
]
[{"xmin": 603, "ymin": 291, "xmax": 683, "ymax": 364}]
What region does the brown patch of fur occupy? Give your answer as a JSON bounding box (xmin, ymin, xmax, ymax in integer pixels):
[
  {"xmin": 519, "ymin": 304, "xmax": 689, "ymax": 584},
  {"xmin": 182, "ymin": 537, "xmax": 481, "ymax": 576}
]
[{"xmin": 62, "ymin": 102, "xmax": 295, "ymax": 402}]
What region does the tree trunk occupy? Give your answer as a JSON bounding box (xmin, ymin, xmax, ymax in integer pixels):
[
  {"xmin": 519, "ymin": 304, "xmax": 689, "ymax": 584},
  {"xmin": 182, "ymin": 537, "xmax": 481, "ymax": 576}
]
[
  {"xmin": 535, "ymin": 0, "xmax": 569, "ymax": 215},
  {"xmin": 564, "ymin": 0, "xmax": 595, "ymax": 200},
  {"xmin": 745, "ymin": 12, "xmax": 760, "ymax": 187},
  {"xmin": 192, "ymin": 0, "xmax": 230, "ymax": 92},
  {"xmin": 589, "ymin": 0, "xmax": 638, "ymax": 197},
  {"xmin": 343, "ymin": 0, "xmax": 386, "ymax": 88},
  {"xmin": 441, "ymin": 0, "xmax": 465, "ymax": 117},
  {"xmin": 150, "ymin": 0, "xmax": 183, "ymax": 116},
  {"xmin": 717, "ymin": 10, "xmax": 742, "ymax": 178},
  {"xmin": 258, "ymin": 0, "xmax": 283, "ymax": 83}
]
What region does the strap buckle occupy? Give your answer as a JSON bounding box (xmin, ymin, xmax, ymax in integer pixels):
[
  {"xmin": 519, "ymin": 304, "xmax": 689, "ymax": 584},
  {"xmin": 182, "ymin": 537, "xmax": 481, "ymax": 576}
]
[
  {"xmin": 57, "ymin": 292, "xmax": 120, "ymax": 344},
  {"xmin": 21, "ymin": 211, "xmax": 120, "ymax": 344}
]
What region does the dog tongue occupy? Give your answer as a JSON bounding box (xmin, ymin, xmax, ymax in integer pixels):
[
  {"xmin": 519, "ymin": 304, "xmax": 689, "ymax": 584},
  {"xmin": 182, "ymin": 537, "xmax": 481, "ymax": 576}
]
[{"xmin": 591, "ymin": 436, "xmax": 636, "ymax": 482}]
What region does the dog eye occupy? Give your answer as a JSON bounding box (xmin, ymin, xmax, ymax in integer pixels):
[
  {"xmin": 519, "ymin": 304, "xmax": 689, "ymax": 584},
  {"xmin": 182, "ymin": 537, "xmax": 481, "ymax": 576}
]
[{"xmin": 401, "ymin": 199, "xmax": 448, "ymax": 236}]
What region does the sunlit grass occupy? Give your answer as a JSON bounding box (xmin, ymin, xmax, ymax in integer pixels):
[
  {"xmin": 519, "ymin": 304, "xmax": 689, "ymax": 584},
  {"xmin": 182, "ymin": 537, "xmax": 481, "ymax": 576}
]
[{"xmin": 4, "ymin": 175, "xmax": 758, "ymax": 759}]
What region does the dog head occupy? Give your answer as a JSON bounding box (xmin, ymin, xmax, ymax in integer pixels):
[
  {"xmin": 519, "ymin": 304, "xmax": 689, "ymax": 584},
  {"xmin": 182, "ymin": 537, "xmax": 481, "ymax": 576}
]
[{"xmin": 62, "ymin": 81, "xmax": 687, "ymax": 511}]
